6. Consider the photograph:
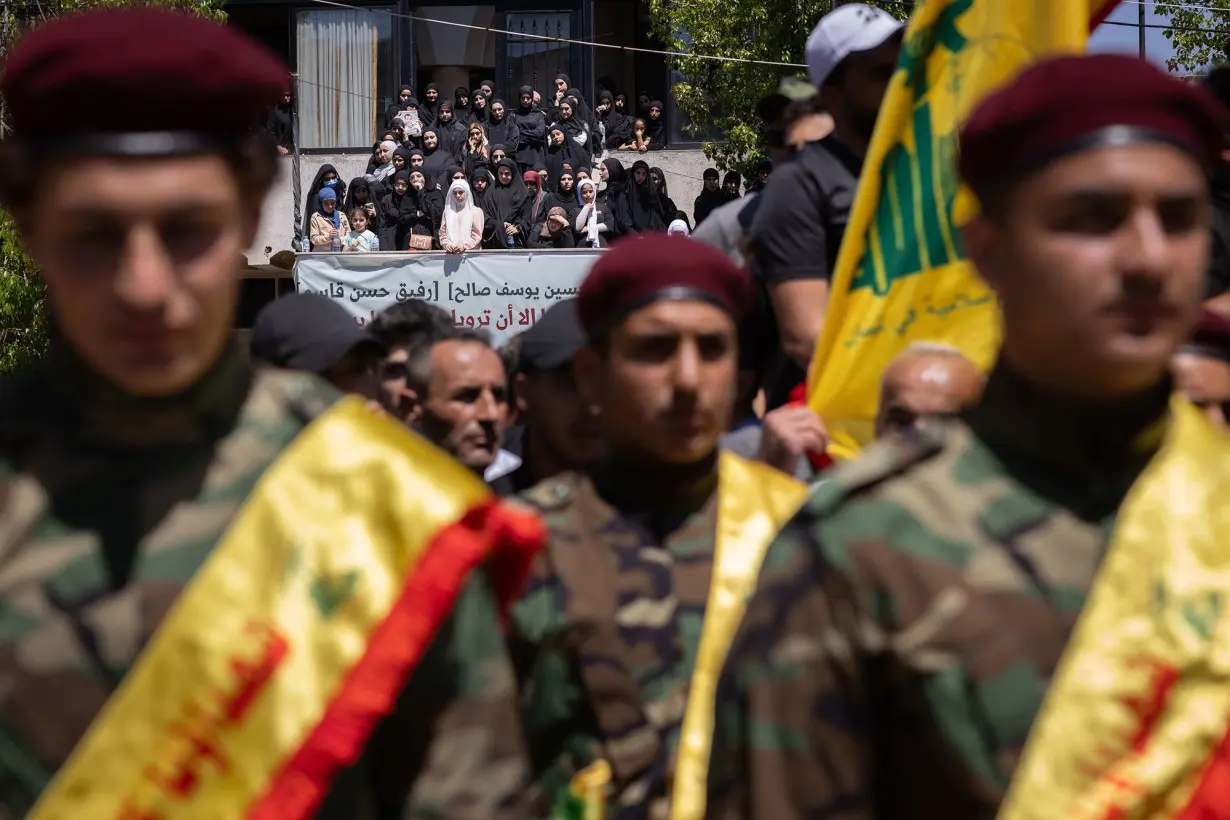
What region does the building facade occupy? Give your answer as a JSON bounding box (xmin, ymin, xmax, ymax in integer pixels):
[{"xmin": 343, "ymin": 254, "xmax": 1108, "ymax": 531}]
[{"xmin": 227, "ymin": 0, "xmax": 707, "ymax": 153}]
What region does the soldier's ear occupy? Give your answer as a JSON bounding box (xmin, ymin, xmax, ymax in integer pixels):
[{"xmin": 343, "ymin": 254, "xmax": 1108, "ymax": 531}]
[
  {"xmin": 960, "ymin": 215, "xmax": 1003, "ymax": 294},
  {"xmin": 572, "ymin": 345, "xmax": 603, "ymax": 408}
]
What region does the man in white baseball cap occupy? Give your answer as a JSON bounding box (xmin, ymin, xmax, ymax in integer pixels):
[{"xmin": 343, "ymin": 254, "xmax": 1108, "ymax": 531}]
[
  {"xmin": 747, "ymin": 3, "xmax": 903, "ymax": 410},
  {"xmin": 806, "ymin": 3, "xmax": 905, "ymax": 87}
]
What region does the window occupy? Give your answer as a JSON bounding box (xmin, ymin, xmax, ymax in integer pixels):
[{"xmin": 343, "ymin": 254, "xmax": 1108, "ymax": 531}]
[
  {"xmin": 296, "ymin": 8, "xmax": 395, "ymax": 149},
  {"xmin": 667, "ymin": 25, "xmax": 722, "ymax": 146},
  {"xmin": 506, "ymin": 12, "xmax": 573, "ymax": 94}
]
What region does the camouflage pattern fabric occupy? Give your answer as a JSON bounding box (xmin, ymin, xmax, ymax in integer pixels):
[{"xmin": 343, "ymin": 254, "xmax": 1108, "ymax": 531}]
[
  {"xmin": 707, "ymin": 366, "xmax": 1170, "ymax": 819},
  {"xmin": 510, "ymin": 469, "xmax": 720, "ymax": 820},
  {"xmin": 0, "ymin": 348, "xmax": 530, "ymax": 820}
]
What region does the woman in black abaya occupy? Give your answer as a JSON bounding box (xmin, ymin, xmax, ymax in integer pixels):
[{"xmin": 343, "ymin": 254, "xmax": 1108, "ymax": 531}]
[
  {"xmin": 628, "ymin": 159, "xmax": 665, "ymax": 234},
  {"xmin": 597, "ymin": 157, "xmax": 633, "ymax": 241},
  {"xmin": 544, "ymin": 125, "xmax": 586, "ymax": 191},
  {"xmin": 485, "ymin": 157, "xmax": 530, "ymax": 248}
]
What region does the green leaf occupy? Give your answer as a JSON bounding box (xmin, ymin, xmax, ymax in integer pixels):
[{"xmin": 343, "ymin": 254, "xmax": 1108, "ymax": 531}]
[{"xmin": 644, "ymin": 0, "xmax": 906, "ymax": 178}]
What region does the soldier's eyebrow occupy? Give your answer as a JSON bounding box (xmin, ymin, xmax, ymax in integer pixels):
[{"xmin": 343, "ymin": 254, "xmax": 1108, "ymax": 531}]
[
  {"xmin": 1055, "ymin": 186, "xmax": 1203, "ymax": 204},
  {"xmin": 60, "ymin": 201, "xmax": 232, "ymax": 222}
]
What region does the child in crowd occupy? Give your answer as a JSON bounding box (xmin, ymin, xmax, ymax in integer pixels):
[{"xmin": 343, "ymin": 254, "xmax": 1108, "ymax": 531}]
[
  {"xmin": 343, "ymin": 207, "xmax": 380, "ymax": 252},
  {"xmin": 623, "ymin": 118, "xmax": 649, "ymax": 152}
]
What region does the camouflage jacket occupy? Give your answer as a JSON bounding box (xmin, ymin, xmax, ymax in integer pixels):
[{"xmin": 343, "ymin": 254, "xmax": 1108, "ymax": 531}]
[
  {"xmin": 510, "ymin": 467, "xmax": 722, "ymax": 820},
  {"xmin": 707, "ymin": 366, "xmax": 1171, "ymax": 819},
  {"xmin": 0, "ymin": 348, "xmax": 530, "ymax": 820}
]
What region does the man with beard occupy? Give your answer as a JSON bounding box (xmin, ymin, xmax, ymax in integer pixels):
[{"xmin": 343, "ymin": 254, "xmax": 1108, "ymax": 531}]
[
  {"xmin": 508, "ymin": 236, "xmax": 808, "ymax": 819},
  {"xmin": 748, "ymin": 4, "xmax": 902, "ymax": 407},
  {"xmin": 514, "ymin": 85, "xmax": 548, "ymax": 172},
  {"xmin": 711, "ymin": 53, "xmax": 1226, "ymax": 818},
  {"xmin": 370, "ymin": 303, "xmax": 509, "ymax": 478}
]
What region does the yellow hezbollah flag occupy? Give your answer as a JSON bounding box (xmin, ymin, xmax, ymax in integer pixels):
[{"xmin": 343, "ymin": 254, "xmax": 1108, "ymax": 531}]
[
  {"xmin": 1001, "ymin": 398, "xmax": 1230, "ymax": 819},
  {"xmin": 27, "ymin": 397, "xmax": 543, "ymax": 819},
  {"xmin": 806, "ymin": 0, "xmax": 1123, "ymax": 459}
]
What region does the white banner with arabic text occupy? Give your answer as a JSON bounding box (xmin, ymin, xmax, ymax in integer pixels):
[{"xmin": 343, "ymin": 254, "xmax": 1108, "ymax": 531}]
[{"xmin": 294, "ymin": 250, "xmax": 601, "ymax": 345}]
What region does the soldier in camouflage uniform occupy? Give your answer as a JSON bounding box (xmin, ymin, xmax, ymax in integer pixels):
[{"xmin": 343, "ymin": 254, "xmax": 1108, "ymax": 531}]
[
  {"xmin": 509, "ymin": 235, "xmax": 753, "ymax": 817},
  {"xmin": 707, "ymin": 54, "xmax": 1229, "ymax": 818},
  {"xmin": 0, "ymin": 9, "xmax": 529, "ymax": 819}
]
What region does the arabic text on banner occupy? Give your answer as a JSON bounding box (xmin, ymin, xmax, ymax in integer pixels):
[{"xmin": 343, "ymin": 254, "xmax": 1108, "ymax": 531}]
[
  {"xmin": 294, "ymin": 250, "xmax": 600, "ymax": 345},
  {"xmin": 805, "ymin": 0, "xmax": 1123, "ymax": 459}
]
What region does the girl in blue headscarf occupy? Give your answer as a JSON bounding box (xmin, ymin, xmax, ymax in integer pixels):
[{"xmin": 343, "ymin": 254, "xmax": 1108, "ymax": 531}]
[{"xmin": 308, "ymin": 186, "xmax": 350, "ymax": 250}]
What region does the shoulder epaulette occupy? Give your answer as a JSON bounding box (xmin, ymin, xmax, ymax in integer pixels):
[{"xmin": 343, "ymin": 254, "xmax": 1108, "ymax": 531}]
[
  {"xmin": 807, "ymin": 423, "xmax": 950, "ymax": 517},
  {"xmin": 518, "ymin": 471, "xmax": 582, "ymax": 513},
  {"xmin": 260, "ymin": 368, "xmax": 343, "ymax": 427}
]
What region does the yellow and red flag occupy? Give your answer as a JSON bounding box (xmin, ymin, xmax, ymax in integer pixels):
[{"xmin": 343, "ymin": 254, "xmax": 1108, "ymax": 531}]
[
  {"xmin": 27, "ymin": 397, "xmax": 543, "ymax": 819},
  {"xmin": 1002, "ymin": 398, "xmax": 1230, "ymax": 819},
  {"xmin": 806, "ymin": 0, "xmax": 1123, "ymax": 459}
]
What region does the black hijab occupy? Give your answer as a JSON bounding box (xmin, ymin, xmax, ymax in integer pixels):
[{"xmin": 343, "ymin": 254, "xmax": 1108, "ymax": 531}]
[
  {"xmin": 421, "ymin": 82, "xmax": 441, "ymax": 125},
  {"xmin": 649, "ymin": 166, "xmax": 680, "ymax": 224},
  {"xmin": 486, "ymin": 99, "xmax": 516, "ymax": 147},
  {"xmin": 565, "ymin": 86, "xmax": 595, "ymax": 130},
  {"xmin": 470, "ymin": 90, "xmax": 489, "ymax": 125},
  {"xmin": 386, "ymin": 84, "xmax": 413, "ymax": 128},
  {"xmin": 646, "ymin": 100, "xmax": 667, "ymax": 146},
  {"xmin": 598, "ymin": 157, "xmax": 634, "ymax": 237},
  {"xmin": 545, "ymin": 124, "xmax": 585, "ymax": 185},
  {"xmin": 488, "ymin": 157, "xmax": 528, "ymax": 222},
  {"xmin": 343, "ymin": 176, "xmax": 379, "ymax": 217},
  {"xmin": 453, "ymin": 86, "xmax": 471, "ymax": 119},
  {"xmin": 304, "ymin": 164, "xmax": 342, "ymax": 237},
  {"xmin": 420, "ymin": 129, "xmax": 451, "ymax": 179},
  {"xmin": 628, "ymin": 159, "xmax": 665, "ymax": 232}
]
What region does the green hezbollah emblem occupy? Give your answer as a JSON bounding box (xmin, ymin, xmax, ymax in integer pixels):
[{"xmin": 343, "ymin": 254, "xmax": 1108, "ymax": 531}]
[{"xmin": 849, "ymin": 0, "xmax": 973, "ymax": 296}]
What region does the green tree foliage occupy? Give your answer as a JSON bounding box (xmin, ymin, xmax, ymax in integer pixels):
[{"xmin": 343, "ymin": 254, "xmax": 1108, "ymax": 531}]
[
  {"xmin": 645, "ymin": 0, "xmax": 907, "ymax": 178},
  {"xmin": 0, "ymin": 0, "xmax": 225, "ymax": 374},
  {"xmin": 1158, "ymin": 2, "xmax": 1230, "ymax": 75}
]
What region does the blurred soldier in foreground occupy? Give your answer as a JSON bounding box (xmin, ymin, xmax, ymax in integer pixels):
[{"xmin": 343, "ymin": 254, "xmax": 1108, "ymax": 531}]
[
  {"xmin": 710, "ymin": 53, "xmax": 1224, "ymax": 818},
  {"xmin": 0, "ymin": 9, "xmax": 536, "ymax": 818}
]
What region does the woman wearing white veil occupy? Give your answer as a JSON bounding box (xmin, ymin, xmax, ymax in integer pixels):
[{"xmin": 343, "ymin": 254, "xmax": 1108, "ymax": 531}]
[{"xmin": 439, "ymin": 178, "xmax": 485, "ymax": 253}]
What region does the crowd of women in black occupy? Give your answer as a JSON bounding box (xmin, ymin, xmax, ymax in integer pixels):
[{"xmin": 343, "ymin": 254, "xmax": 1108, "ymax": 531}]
[{"xmin": 302, "ymin": 77, "xmax": 700, "ymax": 253}]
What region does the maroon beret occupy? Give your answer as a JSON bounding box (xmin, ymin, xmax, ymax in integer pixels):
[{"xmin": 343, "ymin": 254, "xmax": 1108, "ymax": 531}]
[
  {"xmin": 577, "ymin": 234, "xmax": 754, "ymax": 337},
  {"xmin": 1182, "ymin": 309, "xmax": 1230, "ymax": 361},
  {"xmin": 1, "ymin": 7, "xmax": 289, "ymax": 155},
  {"xmin": 959, "ymin": 53, "xmax": 1230, "ymax": 199}
]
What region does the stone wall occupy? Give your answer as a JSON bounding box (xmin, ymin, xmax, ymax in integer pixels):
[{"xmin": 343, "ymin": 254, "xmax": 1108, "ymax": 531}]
[{"xmin": 244, "ymin": 147, "xmax": 715, "ymax": 263}]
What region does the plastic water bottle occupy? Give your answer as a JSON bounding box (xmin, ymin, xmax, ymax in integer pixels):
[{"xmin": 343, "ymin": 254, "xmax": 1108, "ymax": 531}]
[{"xmin": 330, "ymin": 231, "xmax": 341, "ymax": 253}]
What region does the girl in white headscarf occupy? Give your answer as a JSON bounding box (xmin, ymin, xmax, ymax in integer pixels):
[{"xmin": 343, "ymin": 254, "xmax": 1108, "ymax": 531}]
[
  {"xmin": 667, "ymin": 217, "xmax": 690, "ymax": 236},
  {"xmin": 574, "ymin": 178, "xmax": 609, "ymax": 248},
  {"xmin": 440, "ymin": 179, "xmax": 484, "ymax": 253}
]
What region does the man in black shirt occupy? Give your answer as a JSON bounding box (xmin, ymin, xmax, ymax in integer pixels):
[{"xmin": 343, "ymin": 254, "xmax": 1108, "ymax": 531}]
[{"xmin": 749, "ymin": 3, "xmax": 902, "ymax": 407}]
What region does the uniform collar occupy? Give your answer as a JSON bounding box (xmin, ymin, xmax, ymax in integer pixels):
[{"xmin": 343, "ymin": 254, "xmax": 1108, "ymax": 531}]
[
  {"xmin": 31, "ymin": 340, "xmax": 252, "ymax": 449},
  {"xmin": 591, "ymin": 448, "xmax": 719, "ymax": 518},
  {"xmin": 964, "ymin": 363, "xmax": 1170, "ymax": 485}
]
